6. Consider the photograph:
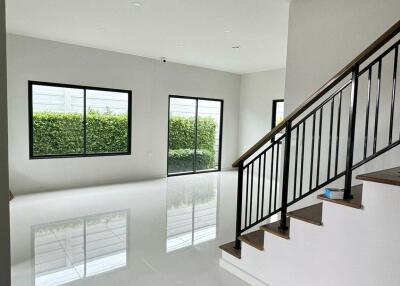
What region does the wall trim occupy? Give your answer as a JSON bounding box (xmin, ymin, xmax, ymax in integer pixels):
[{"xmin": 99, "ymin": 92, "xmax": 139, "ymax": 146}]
[{"xmin": 219, "ymin": 258, "xmax": 270, "ymax": 286}]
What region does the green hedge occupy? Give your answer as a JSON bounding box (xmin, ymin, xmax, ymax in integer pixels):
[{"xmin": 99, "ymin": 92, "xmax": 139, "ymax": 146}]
[
  {"xmin": 168, "ymin": 149, "xmax": 215, "ymax": 173},
  {"xmin": 168, "ymin": 116, "xmax": 218, "ymax": 172},
  {"xmin": 86, "ymin": 111, "xmax": 129, "ymax": 154},
  {"xmin": 168, "ymin": 116, "xmax": 216, "ymax": 151},
  {"xmin": 32, "ymin": 111, "xmax": 128, "ymax": 156},
  {"xmin": 32, "ymin": 112, "xmax": 217, "ymax": 172}
]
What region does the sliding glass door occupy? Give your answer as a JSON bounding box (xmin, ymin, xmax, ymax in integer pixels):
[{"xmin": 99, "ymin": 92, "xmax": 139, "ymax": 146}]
[
  {"xmin": 168, "ymin": 96, "xmax": 223, "ymax": 176},
  {"xmin": 168, "ymin": 97, "xmax": 197, "ymax": 174}
]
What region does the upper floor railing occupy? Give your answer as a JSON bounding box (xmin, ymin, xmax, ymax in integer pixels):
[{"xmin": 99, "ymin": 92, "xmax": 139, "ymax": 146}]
[{"xmin": 233, "ymin": 19, "xmax": 400, "ymax": 250}]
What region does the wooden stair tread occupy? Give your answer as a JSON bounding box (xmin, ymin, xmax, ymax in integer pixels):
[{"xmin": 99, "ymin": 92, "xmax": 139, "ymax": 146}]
[
  {"xmin": 317, "ymin": 185, "xmax": 363, "ymax": 209},
  {"xmin": 287, "ymin": 203, "xmax": 323, "ymax": 226},
  {"xmin": 356, "ymin": 167, "xmax": 400, "ymax": 186},
  {"xmin": 239, "ymin": 230, "xmax": 264, "ymax": 251},
  {"xmin": 260, "ymin": 218, "xmax": 290, "ymax": 240},
  {"xmin": 219, "ymin": 241, "xmax": 241, "ymax": 259}
]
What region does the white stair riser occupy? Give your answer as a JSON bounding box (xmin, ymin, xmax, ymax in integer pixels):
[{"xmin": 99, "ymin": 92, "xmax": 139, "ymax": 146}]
[{"xmin": 221, "ymin": 181, "xmax": 400, "ymax": 286}]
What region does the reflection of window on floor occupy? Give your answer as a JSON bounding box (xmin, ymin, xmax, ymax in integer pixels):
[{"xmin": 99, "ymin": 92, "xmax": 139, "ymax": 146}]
[
  {"xmin": 34, "ymin": 210, "xmax": 128, "ymax": 286},
  {"xmin": 166, "ymin": 175, "xmax": 218, "ymax": 252}
]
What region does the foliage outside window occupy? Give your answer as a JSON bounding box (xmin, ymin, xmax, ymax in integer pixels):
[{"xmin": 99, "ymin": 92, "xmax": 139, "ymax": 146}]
[
  {"xmin": 168, "ymin": 116, "xmax": 217, "ymax": 173},
  {"xmin": 29, "ymin": 81, "xmax": 132, "ymax": 158},
  {"xmin": 168, "ymin": 96, "xmax": 223, "ymax": 175}
]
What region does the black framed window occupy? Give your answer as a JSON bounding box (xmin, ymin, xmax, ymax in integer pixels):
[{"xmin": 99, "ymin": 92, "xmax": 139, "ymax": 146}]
[
  {"xmin": 272, "ymin": 99, "xmax": 284, "ymax": 129},
  {"xmin": 29, "ymin": 81, "xmax": 132, "ymax": 159},
  {"xmin": 167, "ymin": 95, "xmax": 223, "ymax": 176}
]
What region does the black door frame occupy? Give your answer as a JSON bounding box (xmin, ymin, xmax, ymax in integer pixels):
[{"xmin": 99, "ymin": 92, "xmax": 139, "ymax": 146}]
[
  {"xmin": 271, "ymin": 99, "xmax": 284, "ymax": 143},
  {"xmin": 167, "ymin": 95, "xmax": 224, "ymax": 177}
]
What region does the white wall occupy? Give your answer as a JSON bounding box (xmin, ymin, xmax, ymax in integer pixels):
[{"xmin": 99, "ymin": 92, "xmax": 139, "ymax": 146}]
[
  {"xmin": 7, "ymin": 34, "xmax": 241, "ymax": 195},
  {"xmin": 222, "ymin": 180, "xmax": 400, "ymax": 286},
  {"xmin": 238, "ymin": 69, "xmax": 286, "ymax": 155},
  {"xmin": 0, "ymin": 0, "xmax": 10, "ymax": 284},
  {"xmin": 285, "ymin": 0, "xmax": 400, "ymax": 115},
  {"xmin": 284, "ymin": 0, "xmax": 400, "ymax": 188}
]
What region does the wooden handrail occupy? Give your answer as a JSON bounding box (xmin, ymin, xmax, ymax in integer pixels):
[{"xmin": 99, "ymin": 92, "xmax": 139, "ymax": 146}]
[{"xmin": 233, "ymin": 19, "xmax": 400, "ymax": 168}]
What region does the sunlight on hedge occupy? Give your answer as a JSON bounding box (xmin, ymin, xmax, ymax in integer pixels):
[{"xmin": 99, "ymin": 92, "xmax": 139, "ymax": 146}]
[
  {"xmin": 32, "ymin": 112, "xmax": 217, "ymax": 170},
  {"xmin": 32, "ymin": 111, "xmax": 129, "ymax": 156},
  {"xmin": 168, "ymin": 116, "xmax": 217, "ymax": 173}
]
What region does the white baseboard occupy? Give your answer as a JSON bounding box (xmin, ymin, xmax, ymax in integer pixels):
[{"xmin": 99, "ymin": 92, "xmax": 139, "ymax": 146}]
[{"xmin": 219, "ymin": 258, "xmax": 270, "ymax": 286}]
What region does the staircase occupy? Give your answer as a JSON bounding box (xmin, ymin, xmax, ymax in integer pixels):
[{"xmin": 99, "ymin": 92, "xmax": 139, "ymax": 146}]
[
  {"xmin": 221, "ymin": 168, "xmax": 400, "ymax": 286},
  {"xmin": 220, "ymin": 19, "xmax": 400, "ymax": 286}
]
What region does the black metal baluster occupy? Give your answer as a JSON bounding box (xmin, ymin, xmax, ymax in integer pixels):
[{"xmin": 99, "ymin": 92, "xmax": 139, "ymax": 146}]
[
  {"xmin": 274, "ymin": 142, "xmax": 280, "ymax": 211},
  {"xmin": 300, "ymin": 122, "xmax": 305, "ymax": 196},
  {"xmin": 389, "ymin": 46, "xmax": 398, "ymax": 144},
  {"xmin": 344, "ymin": 65, "xmax": 360, "ymax": 199},
  {"xmin": 364, "ymin": 68, "xmax": 372, "ymax": 159},
  {"xmin": 327, "ymin": 98, "xmax": 334, "ymax": 179},
  {"xmin": 245, "ymin": 166, "xmax": 249, "ymax": 228},
  {"xmin": 280, "ymin": 122, "xmax": 292, "ymax": 230},
  {"xmin": 257, "ymin": 158, "xmax": 261, "ymax": 220},
  {"xmin": 293, "ymin": 126, "xmax": 299, "ymax": 200},
  {"xmin": 234, "ymin": 161, "xmax": 244, "ymax": 250},
  {"xmin": 261, "ymin": 152, "xmax": 266, "ymax": 218},
  {"xmin": 249, "ymin": 163, "xmax": 254, "ymax": 224},
  {"xmin": 269, "ymin": 145, "xmax": 275, "ymax": 214},
  {"xmin": 309, "ymin": 113, "xmax": 316, "ymax": 191},
  {"xmin": 335, "ymin": 92, "xmax": 342, "ymax": 176},
  {"xmin": 316, "ymin": 108, "xmax": 323, "ymax": 186},
  {"xmin": 373, "ymin": 60, "xmax": 382, "ymax": 154}
]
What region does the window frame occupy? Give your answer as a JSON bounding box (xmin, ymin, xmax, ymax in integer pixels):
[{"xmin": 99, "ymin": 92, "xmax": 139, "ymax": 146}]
[
  {"xmin": 28, "ymin": 81, "xmax": 133, "ymax": 159},
  {"xmin": 167, "ymin": 94, "xmax": 224, "ymax": 177},
  {"xmin": 271, "ymin": 99, "xmax": 284, "ymax": 130}
]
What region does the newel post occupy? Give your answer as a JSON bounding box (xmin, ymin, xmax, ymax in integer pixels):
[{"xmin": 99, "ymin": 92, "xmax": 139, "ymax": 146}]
[
  {"xmin": 344, "ymin": 65, "xmax": 359, "ymax": 199},
  {"xmin": 280, "ymin": 120, "xmax": 292, "ymax": 231},
  {"xmin": 234, "ymin": 161, "xmax": 244, "ymax": 250}
]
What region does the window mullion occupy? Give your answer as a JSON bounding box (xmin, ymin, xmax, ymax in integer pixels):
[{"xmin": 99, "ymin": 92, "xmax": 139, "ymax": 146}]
[
  {"xmin": 193, "ymin": 99, "xmax": 199, "ymax": 173},
  {"xmin": 83, "ymin": 88, "xmax": 87, "ymax": 154}
]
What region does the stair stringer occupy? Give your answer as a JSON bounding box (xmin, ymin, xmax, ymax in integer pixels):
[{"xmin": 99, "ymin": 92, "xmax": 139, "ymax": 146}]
[{"xmin": 220, "ymin": 181, "xmax": 400, "ymax": 286}]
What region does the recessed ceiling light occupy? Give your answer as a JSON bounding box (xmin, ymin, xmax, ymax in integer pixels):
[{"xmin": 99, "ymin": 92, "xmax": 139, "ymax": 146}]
[
  {"xmin": 224, "ymin": 30, "xmax": 231, "ymax": 33},
  {"xmin": 129, "ymin": 1, "xmax": 142, "ymax": 7}
]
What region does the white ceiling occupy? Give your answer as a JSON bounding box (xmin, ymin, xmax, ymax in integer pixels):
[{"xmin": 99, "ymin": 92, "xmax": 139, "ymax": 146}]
[{"xmin": 6, "ymin": 0, "xmax": 289, "ymax": 74}]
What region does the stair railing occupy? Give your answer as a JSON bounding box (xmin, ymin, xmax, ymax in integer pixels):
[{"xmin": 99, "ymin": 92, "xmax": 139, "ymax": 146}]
[{"xmin": 233, "ymin": 19, "xmax": 400, "ymax": 250}]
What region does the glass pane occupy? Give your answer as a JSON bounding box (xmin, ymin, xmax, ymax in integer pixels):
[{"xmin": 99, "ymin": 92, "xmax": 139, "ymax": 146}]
[
  {"xmin": 275, "ymin": 101, "xmax": 284, "ymax": 127},
  {"xmin": 32, "ymin": 84, "xmax": 84, "ymax": 156},
  {"xmin": 86, "ymin": 90, "xmax": 130, "ymax": 154},
  {"xmin": 168, "ymin": 97, "xmax": 197, "ymax": 174},
  {"xmin": 196, "ymin": 100, "xmax": 222, "ymax": 171}
]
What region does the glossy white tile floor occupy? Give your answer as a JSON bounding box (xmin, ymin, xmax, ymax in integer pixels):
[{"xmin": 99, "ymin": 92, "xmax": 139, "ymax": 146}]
[{"xmin": 10, "ymin": 172, "xmax": 248, "ymax": 286}]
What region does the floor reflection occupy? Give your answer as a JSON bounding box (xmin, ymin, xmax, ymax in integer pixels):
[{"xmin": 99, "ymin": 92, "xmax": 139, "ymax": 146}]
[
  {"xmin": 166, "ymin": 174, "xmax": 218, "ymax": 253},
  {"xmin": 11, "ymin": 172, "xmax": 248, "ymax": 286},
  {"xmin": 34, "ymin": 210, "xmax": 128, "ymax": 286}
]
